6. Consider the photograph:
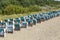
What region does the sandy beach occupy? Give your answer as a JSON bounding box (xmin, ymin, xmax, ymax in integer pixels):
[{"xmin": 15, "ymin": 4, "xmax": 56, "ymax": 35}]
[{"xmin": 0, "ymin": 16, "xmax": 60, "ymax": 40}]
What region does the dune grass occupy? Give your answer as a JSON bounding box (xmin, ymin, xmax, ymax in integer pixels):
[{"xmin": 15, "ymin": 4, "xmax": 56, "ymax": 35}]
[{"xmin": 0, "ymin": 7, "xmax": 60, "ymax": 21}]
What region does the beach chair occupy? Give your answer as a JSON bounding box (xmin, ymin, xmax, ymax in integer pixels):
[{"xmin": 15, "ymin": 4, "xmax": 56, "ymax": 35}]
[
  {"xmin": 20, "ymin": 17, "xmax": 24, "ymax": 21},
  {"xmin": 53, "ymin": 12, "xmax": 59, "ymax": 17},
  {"xmin": 25, "ymin": 16, "xmax": 30, "ymax": 22},
  {"xmin": 47, "ymin": 13, "xmax": 51, "ymax": 19},
  {"xmin": 40, "ymin": 15, "xmax": 46, "ymax": 22},
  {"xmin": 0, "ymin": 28, "xmax": 5, "ymax": 37},
  {"xmin": 33, "ymin": 19, "xmax": 37, "ymax": 25},
  {"xmin": 1, "ymin": 22, "xmax": 6, "ymax": 28},
  {"xmin": 57, "ymin": 10, "xmax": 60, "ymax": 16},
  {"xmin": 28, "ymin": 19, "xmax": 33, "ymax": 27},
  {"xmin": 4, "ymin": 19, "xmax": 8, "ymax": 22},
  {"xmin": 15, "ymin": 19, "xmax": 20, "ymax": 23},
  {"xmin": 7, "ymin": 24, "xmax": 13, "ymax": 33},
  {"xmin": 44, "ymin": 14, "xmax": 50, "ymax": 20},
  {"xmin": 14, "ymin": 23, "xmax": 20, "ymax": 30},
  {"xmin": 51, "ymin": 12, "xmax": 55, "ymax": 18},
  {"xmin": 6, "ymin": 21, "xmax": 13, "ymax": 33},
  {"xmin": 21, "ymin": 21, "xmax": 27, "ymax": 28},
  {"xmin": 9, "ymin": 18, "xmax": 13, "ymax": 21},
  {"xmin": 8, "ymin": 21, "xmax": 13, "ymax": 25},
  {"xmin": 57, "ymin": 11, "xmax": 60, "ymax": 16},
  {"xmin": 29, "ymin": 16, "xmax": 33, "ymax": 19},
  {"xmin": 36, "ymin": 17, "xmax": 41, "ymax": 23},
  {"xmin": 48, "ymin": 12, "xmax": 53, "ymax": 18}
]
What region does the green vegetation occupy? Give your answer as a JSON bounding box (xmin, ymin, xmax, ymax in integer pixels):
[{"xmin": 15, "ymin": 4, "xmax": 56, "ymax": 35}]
[{"xmin": 0, "ymin": 0, "xmax": 60, "ymax": 20}]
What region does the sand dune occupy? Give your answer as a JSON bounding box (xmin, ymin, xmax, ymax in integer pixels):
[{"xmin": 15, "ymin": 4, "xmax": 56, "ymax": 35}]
[{"xmin": 0, "ymin": 16, "xmax": 60, "ymax": 40}]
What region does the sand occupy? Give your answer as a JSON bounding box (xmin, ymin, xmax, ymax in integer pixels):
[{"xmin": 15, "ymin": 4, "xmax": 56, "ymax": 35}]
[{"xmin": 0, "ymin": 16, "xmax": 60, "ymax": 40}]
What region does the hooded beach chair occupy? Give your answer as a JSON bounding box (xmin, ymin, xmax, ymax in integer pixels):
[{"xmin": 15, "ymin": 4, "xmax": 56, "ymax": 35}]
[
  {"xmin": 8, "ymin": 21, "xmax": 13, "ymax": 25},
  {"xmin": 48, "ymin": 12, "xmax": 52, "ymax": 18},
  {"xmin": 43, "ymin": 13, "xmax": 50, "ymax": 20},
  {"xmin": 53, "ymin": 12, "xmax": 59, "ymax": 17},
  {"xmin": 28, "ymin": 19, "xmax": 33, "ymax": 27},
  {"xmin": 9, "ymin": 18, "xmax": 13, "ymax": 21},
  {"xmin": 21, "ymin": 21, "xmax": 27, "ymax": 28},
  {"xmin": 50, "ymin": 12, "xmax": 55, "ymax": 18},
  {"xmin": 0, "ymin": 27, "xmax": 5, "ymax": 37},
  {"xmin": 20, "ymin": 17, "xmax": 24, "ymax": 21},
  {"xmin": 1, "ymin": 22, "xmax": 6, "ymax": 28},
  {"xmin": 7, "ymin": 24, "xmax": 13, "ymax": 33},
  {"xmin": 7, "ymin": 21, "xmax": 13, "ymax": 33},
  {"xmin": 40, "ymin": 14, "xmax": 46, "ymax": 22},
  {"xmin": 15, "ymin": 19, "xmax": 20, "ymax": 23},
  {"xmin": 57, "ymin": 11, "xmax": 60, "ymax": 16},
  {"xmin": 35, "ymin": 15, "xmax": 41, "ymax": 23},
  {"xmin": 4, "ymin": 19, "xmax": 9, "ymax": 22},
  {"xmin": 25, "ymin": 16, "xmax": 30, "ymax": 22},
  {"xmin": 33, "ymin": 18, "xmax": 37, "ymax": 25},
  {"xmin": 14, "ymin": 23, "xmax": 20, "ymax": 30}
]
